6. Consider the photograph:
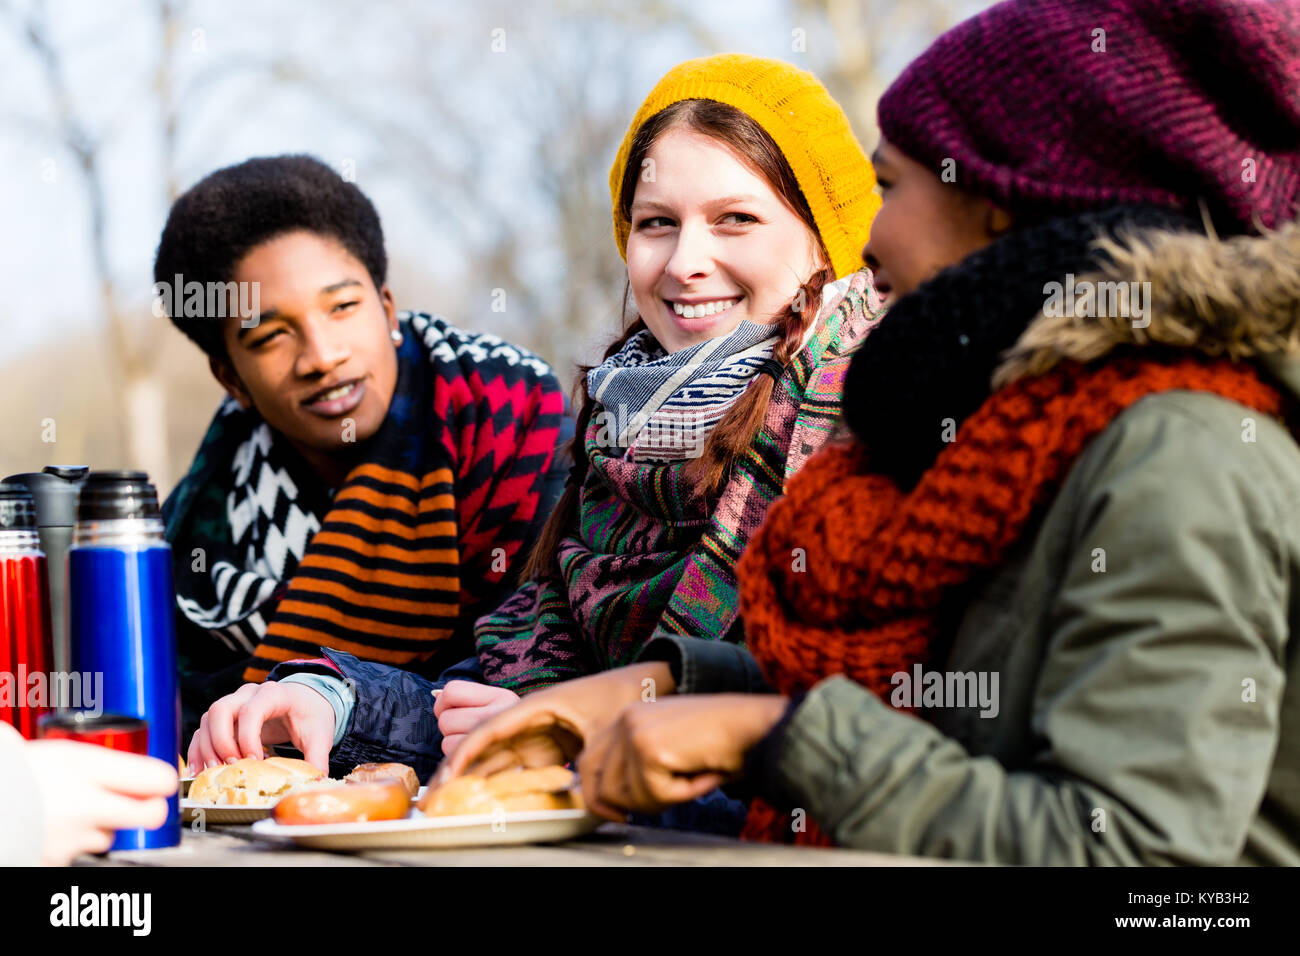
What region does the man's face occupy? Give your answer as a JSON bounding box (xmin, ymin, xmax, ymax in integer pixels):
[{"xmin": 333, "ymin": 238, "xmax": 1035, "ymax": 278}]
[{"xmin": 215, "ymin": 230, "xmax": 400, "ymax": 459}]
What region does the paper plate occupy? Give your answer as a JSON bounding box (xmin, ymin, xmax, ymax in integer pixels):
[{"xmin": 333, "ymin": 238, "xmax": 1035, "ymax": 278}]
[
  {"xmin": 182, "ymin": 786, "xmax": 427, "ymax": 825},
  {"xmin": 181, "ymin": 799, "xmax": 273, "ymax": 824},
  {"xmin": 249, "ymin": 808, "xmax": 601, "ymax": 850}
]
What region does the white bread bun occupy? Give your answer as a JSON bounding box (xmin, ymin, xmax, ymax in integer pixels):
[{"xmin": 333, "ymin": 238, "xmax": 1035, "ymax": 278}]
[
  {"xmin": 188, "ymin": 756, "xmax": 326, "ymax": 805},
  {"xmin": 344, "ymin": 762, "xmax": 419, "ymax": 797},
  {"xmin": 419, "ymin": 766, "xmax": 582, "ymax": 817},
  {"xmin": 484, "ymin": 766, "xmax": 575, "ymax": 798}
]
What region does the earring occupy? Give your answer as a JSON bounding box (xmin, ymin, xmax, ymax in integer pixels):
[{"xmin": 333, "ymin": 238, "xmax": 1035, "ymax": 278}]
[{"xmin": 391, "ymin": 329, "xmax": 404, "ymax": 345}]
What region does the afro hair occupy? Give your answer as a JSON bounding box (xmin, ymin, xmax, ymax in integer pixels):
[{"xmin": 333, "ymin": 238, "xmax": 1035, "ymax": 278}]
[{"xmin": 153, "ymin": 154, "xmax": 387, "ymax": 359}]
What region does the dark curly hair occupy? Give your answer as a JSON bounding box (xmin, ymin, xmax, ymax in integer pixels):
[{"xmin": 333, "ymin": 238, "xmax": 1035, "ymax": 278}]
[{"xmin": 153, "ymin": 155, "xmax": 388, "ymax": 359}]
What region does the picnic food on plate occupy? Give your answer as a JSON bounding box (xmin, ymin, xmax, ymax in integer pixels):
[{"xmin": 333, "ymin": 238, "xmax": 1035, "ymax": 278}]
[
  {"xmin": 263, "ymin": 766, "xmax": 583, "ymax": 826},
  {"xmin": 274, "ymin": 780, "xmax": 411, "ymax": 825},
  {"xmin": 344, "ymin": 762, "xmax": 419, "ymax": 797},
  {"xmin": 418, "ymin": 766, "xmax": 583, "ymax": 817},
  {"xmin": 188, "ymin": 757, "xmax": 326, "ymax": 806}
]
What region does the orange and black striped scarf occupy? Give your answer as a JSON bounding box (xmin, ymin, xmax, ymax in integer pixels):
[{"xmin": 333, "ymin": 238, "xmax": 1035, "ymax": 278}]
[{"xmin": 164, "ymin": 313, "xmax": 570, "ymax": 687}]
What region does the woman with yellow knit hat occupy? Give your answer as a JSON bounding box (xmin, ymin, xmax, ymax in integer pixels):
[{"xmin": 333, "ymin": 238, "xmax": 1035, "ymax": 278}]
[{"xmin": 182, "ymin": 55, "xmax": 883, "ymax": 811}]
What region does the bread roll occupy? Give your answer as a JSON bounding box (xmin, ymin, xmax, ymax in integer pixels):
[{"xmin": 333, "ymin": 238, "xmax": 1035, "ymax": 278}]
[
  {"xmin": 344, "ymin": 762, "xmax": 419, "ymax": 797},
  {"xmin": 484, "ymin": 766, "xmax": 575, "ymax": 798},
  {"xmin": 274, "ymin": 781, "xmax": 411, "ymax": 825},
  {"xmin": 418, "ymin": 766, "xmax": 583, "ymax": 817},
  {"xmin": 188, "ymin": 756, "xmax": 325, "ymax": 805}
]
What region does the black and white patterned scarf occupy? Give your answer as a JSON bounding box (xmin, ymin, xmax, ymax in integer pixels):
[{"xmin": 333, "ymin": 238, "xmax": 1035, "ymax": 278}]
[{"xmin": 585, "ymin": 319, "xmax": 779, "ymax": 461}]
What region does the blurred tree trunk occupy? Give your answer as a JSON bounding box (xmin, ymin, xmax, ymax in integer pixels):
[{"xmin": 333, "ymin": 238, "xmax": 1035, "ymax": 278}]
[{"xmin": 6, "ymin": 0, "xmax": 186, "ymax": 487}]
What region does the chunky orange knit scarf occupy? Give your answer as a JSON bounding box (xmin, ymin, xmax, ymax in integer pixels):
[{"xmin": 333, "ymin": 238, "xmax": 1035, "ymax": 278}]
[{"xmin": 736, "ymin": 355, "xmax": 1284, "ymax": 846}]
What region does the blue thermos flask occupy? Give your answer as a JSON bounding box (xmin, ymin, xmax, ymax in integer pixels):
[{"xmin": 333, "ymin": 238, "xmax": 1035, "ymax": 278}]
[{"xmin": 69, "ymin": 470, "xmax": 180, "ymax": 850}]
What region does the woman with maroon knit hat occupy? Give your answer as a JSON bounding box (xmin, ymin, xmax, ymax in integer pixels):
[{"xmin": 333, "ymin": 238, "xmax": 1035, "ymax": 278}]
[{"xmin": 504, "ymin": 0, "xmax": 1300, "ymax": 863}]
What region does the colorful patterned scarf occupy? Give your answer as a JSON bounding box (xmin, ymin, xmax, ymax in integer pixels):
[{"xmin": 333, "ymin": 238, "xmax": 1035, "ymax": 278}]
[
  {"xmin": 477, "ymin": 270, "xmax": 884, "ymax": 691},
  {"xmin": 164, "ymin": 313, "xmax": 570, "ymax": 694}
]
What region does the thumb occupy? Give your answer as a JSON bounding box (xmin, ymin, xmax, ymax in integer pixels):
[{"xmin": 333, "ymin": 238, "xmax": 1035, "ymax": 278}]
[{"xmin": 293, "ymin": 719, "xmax": 332, "ymax": 776}]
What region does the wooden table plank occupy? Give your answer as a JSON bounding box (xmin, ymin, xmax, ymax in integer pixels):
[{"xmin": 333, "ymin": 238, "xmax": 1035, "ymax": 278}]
[{"xmin": 80, "ymin": 822, "xmax": 950, "ymax": 867}]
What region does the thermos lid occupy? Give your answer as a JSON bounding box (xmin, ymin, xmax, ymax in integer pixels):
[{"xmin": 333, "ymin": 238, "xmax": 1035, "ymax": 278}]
[
  {"xmin": 0, "ymin": 482, "xmax": 38, "ymax": 530},
  {"xmin": 44, "ymin": 465, "xmax": 90, "ymax": 481},
  {"xmin": 2, "ymin": 466, "xmax": 89, "ymax": 527},
  {"xmin": 76, "ymin": 470, "xmax": 161, "ymax": 522}
]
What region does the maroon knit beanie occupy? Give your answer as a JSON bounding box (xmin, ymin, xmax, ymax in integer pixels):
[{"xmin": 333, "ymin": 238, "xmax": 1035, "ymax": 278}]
[{"xmin": 878, "ymin": 0, "xmax": 1300, "ymax": 232}]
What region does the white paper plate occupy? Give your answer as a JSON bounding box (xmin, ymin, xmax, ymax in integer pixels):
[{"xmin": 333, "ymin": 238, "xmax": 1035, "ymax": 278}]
[
  {"xmin": 249, "ymin": 808, "xmax": 601, "ymax": 850},
  {"xmin": 181, "ymin": 800, "xmax": 273, "ymax": 824},
  {"xmin": 182, "ymin": 786, "xmax": 427, "ymax": 825}
]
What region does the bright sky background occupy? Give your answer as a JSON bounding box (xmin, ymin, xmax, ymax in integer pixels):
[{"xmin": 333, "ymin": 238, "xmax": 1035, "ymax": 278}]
[{"xmin": 0, "ymin": 0, "xmax": 986, "ymax": 362}]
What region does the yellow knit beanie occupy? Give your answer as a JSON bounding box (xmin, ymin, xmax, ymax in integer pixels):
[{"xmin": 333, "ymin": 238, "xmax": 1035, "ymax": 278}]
[{"xmin": 609, "ymin": 53, "xmax": 879, "ymax": 280}]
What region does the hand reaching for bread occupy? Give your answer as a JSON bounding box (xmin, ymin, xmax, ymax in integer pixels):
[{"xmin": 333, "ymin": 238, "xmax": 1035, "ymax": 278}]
[
  {"xmin": 435, "ymin": 661, "xmax": 675, "ymax": 784},
  {"xmin": 433, "ymin": 680, "xmax": 520, "ymax": 757},
  {"xmin": 187, "ymin": 681, "xmax": 333, "ymax": 775}
]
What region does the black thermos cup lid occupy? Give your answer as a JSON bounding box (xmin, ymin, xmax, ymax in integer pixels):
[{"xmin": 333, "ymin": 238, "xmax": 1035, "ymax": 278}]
[
  {"xmin": 0, "ymin": 482, "xmax": 37, "ymax": 530},
  {"xmin": 75, "ymin": 470, "xmax": 161, "ymax": 522}
]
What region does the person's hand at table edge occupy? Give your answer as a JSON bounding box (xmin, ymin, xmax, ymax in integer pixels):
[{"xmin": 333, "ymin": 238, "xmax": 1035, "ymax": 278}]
[
  {"xmin": 576, "ymin": 693, "xmax": 787, "ymax": 821},
  {"xmin": 25, "ymin": 737, "xmax": 177, "ymax": 865}
]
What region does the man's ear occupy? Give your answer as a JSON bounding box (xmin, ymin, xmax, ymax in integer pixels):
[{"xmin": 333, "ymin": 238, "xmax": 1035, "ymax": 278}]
[
  {"xmin": 209, "ymin": 355, "xmax": 253, "ymax": 410},
  {"xmin": 984, "ymin": 203, "xmax": 1014, "ymax": 238},
  {"xmin": 379, "ymin": 283, "xmax": 398, "ymax": 335}
]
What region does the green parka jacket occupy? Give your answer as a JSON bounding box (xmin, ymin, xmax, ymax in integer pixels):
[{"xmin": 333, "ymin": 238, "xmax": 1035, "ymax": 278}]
[{"xmin": 756, "ymin": 223, "xmax": 1300, "ymax": 864}]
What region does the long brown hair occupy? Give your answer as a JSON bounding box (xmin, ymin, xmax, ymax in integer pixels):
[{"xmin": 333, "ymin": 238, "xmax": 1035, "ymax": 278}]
[{"xmin": 523, "ymin": 99, "xmax": 833, "ymax": 580}]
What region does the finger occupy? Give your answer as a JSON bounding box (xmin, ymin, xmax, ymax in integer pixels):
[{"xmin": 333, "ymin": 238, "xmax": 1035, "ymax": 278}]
[
  {"xmin": 208, "ymin": 684, "xmax": 259, "ymax": 762},
  {"xmin": 576, "ymin": 727, "xmax": 625, "ymax": 823},
  {"xmin": 51, "ymin": 826, "xmax": 115, "ymax": 864},
  {"xmin": 436, "ymin": 703, "xmax": 509, "ymax": 737},
  {"xmin": 193, "ymin": 712, "xmax": 220, "ymax": 772},
  {"xmin": 441, "ymin": 733, "xmax": 463, "ymax": 757},
  {"xmin": 56, "ymin": 745, "xmax": 179, "ymax": 797},
  {"xmin": 234, "ymin": 689, "xmax": 286, "ymax": 760},
  {"xmin": 82, "ymin": 828, "xmax": 116, "ymax": 858},
  {"xmin": 288, "ymin": 710, "xmax": 332, "ymax": 774},
  {"xmin": 595, "ymin": 734, "xmax": 635, "ymax": 821},
  {"xmin": 85, "ymin": 791, "xmax": 171, "ymax": 832},
  {"xmin": 185, "ymin": 730, "xmax": 203, "ymax": 775},
  {"xmin": 433, "ymin": 681, "xmax": 514, "ymax": 715},
  {"xmin": 622, "ymin": 738, "xmax": 660, "ymax": 812},
  {"xmin": 642, "ymin": 768, "xmax": 727, "ymax": 811}
]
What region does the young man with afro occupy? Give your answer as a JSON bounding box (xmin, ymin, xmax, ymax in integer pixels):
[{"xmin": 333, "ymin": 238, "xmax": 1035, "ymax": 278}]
[{"xmin": 155, "ymin": 155, "xmax": 572, "ymax": 745}]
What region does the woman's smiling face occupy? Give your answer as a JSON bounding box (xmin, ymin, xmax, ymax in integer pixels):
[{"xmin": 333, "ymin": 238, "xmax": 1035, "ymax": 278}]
[{"xmin": 625, "ymin": 126, "xmax": 823, "ymax": 353}]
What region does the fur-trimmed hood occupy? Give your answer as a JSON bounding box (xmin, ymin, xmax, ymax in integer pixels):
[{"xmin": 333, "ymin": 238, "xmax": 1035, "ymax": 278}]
[{"xmin": 995, "ymin": 220, "xmax": 1300, "ymax": 397}]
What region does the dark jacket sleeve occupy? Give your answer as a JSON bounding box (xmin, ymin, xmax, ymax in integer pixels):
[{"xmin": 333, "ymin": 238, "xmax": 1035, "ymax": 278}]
[
  {"xmin": 637, "ymin": 633, "xmax": 773, "ymax": 695},
  {"xmin": 269, "ymin": 649, "xmax": 485, "ymax": 780}
]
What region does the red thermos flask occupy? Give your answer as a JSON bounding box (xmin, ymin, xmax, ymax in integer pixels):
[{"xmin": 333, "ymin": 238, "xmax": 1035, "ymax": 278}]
[{"xmin": 0, "ymin": 482, "xmax": 53, "ymax": 738}]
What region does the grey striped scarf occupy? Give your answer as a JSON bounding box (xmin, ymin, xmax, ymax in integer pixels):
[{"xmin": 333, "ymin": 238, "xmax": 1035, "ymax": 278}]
[{"xmin": 586, "ymin": 320, "xmax": 779, "ymax": 461}]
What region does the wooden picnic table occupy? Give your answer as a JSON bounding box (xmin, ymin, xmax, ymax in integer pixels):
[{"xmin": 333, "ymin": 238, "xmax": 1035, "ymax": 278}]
[{"xmin": 78, "ymin": 822, "xmax": 947, "ymax": 867}]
